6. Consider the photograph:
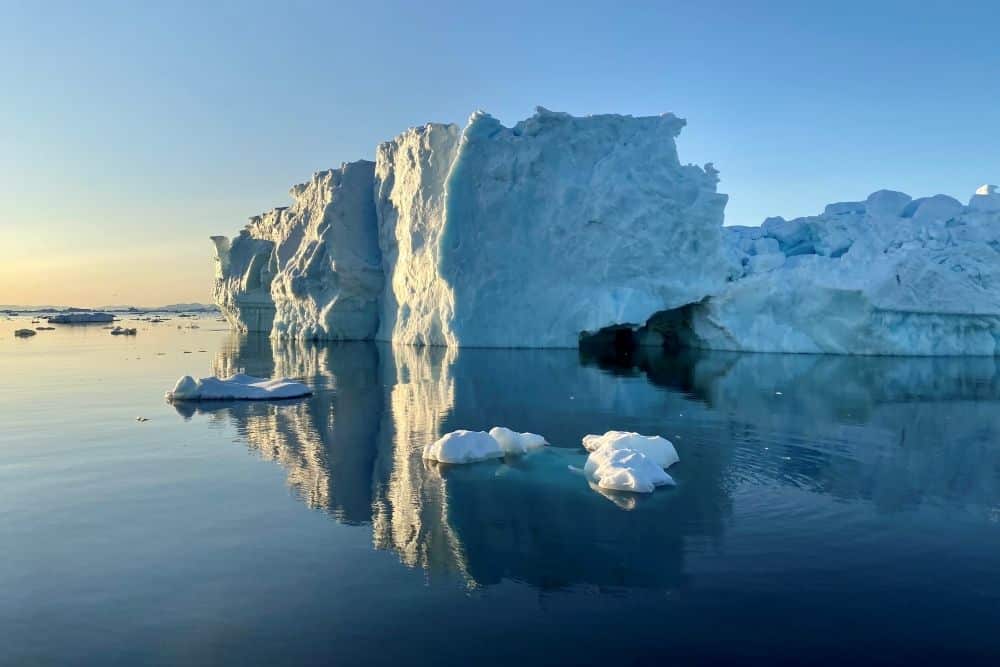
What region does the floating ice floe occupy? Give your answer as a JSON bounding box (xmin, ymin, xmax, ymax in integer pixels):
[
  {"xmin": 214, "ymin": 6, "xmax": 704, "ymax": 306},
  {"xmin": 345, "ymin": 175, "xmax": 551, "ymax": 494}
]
[
  {"xmin": 582, "ymin": 431, "xmax": 679, "ymax": 469},
  {"xmin": 488, "ymin": 426, "xmax": 548, "ymax": 455},
  {"xmin": 14, "ymin": 329, "xmax": 36, "ymax": 338},
  {"xmin": 423, "ymin": 430, "xmax": 504, "ymax": 464},
  {"xmin": 165, "ymin": 373, "xmax": 312, "ymax": 402},
  {"xmin": 110, "ymin": 326, "xmax": 137, "ymax": 336},
  {"xmin": 584, "ymin": 446, "xmax": 676, "ymax": 494},
  {"xmin": 581, "ymin": 431, "xmax": 679, "ymax": 495}
]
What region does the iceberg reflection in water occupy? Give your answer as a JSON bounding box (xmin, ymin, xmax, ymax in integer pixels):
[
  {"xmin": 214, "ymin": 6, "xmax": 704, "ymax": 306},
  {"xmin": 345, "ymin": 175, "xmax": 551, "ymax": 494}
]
[{"xmin": 177, "ymin": 334, "xmax": 1000, "ymax": 592}]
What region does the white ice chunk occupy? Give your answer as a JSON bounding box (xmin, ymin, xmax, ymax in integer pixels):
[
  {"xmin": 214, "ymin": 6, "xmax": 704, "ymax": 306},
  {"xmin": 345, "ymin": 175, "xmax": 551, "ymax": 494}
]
[
  {"xmin": 584, "ymin": 446, "xmax": 675, "ymax": 493},
  {"xmin": 581, "ymin": 431, "xmax": 680, "ymax": 468},
  {"xmin": 166, "ymin": 373, "xmax": 312, "ymax": 401},
  {"xmin": 422, "ymin": 429, "xmax": 503, "ymax": 464},
  {"xmin": 488, "ymin": 426, "xmax": 548, "ymax": 455}
]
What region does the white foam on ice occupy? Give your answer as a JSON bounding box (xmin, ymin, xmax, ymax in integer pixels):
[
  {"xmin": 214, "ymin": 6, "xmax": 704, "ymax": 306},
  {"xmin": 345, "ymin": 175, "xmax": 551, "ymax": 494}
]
[{"xmin": 165, "ymin": 373, "xmax": 312, "ymax": 401}]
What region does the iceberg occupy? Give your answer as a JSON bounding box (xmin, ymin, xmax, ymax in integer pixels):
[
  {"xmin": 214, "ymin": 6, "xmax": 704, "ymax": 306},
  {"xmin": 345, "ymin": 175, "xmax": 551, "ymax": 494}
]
[
  {"xmin": 375, "ymin": 108, "xmax": 727, "ymax": 347},
  {"xmin": 166, "ymin": 373, "xmax": 312, "ymax": 401},
  {"xmin": 209, "ymin": 106, "xmax": 1000, "ymax": 356},
  {"xmin": 422, "ymin": 430, "xmax": 504, "ymax": 464},
  {"xmin": 48, "ymin": 312, "xmax": 114, "ymax": 324},
  {"xmin": 215, "ymin": 108, "xmax": 727, "ymax": 348},
  {"xmin": 687, "ymin": 185, "xmax": 1000, "ymax": 355}
]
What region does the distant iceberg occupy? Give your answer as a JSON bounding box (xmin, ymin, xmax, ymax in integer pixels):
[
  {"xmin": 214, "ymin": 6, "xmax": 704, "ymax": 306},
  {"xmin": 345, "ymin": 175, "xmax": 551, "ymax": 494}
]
[
  {"xmin": 48, "ymin": 312, "xmax": 114, "ymax": 324},
  {"xmin": 210, "ymin": 106, "xmax": 1000, "ymax": 356}
]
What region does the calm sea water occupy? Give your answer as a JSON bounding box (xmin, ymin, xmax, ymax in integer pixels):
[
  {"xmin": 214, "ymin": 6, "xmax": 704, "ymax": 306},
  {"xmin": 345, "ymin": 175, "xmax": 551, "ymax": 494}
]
[{"xmin": 3, "ymin": 315, "xmax": 1000, "ymax": 665}]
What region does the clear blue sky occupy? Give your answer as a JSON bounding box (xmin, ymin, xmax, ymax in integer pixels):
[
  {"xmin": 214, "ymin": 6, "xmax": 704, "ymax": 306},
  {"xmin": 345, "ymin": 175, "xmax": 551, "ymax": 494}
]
[{"xmin": 1, "ymin": 0, "xmax": 997, "ymax": 305}]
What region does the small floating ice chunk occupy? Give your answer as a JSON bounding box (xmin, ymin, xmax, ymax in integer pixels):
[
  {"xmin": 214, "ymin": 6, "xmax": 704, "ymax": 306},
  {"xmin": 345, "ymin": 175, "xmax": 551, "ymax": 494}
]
[
  {"xmin": 584, "ymin": 446, "xmax": 675, "ymax": 494},
  {"xmin": 165, "ymin": 373, "xmax": 312, "ymax": 401},
  {"xmin": 488, "ymin": 426, "xmax": 547, "ymax": 455},
  {"xmin": 423, "ymin": 429, "xmax": 503, "ymax": 464},
  {"xmin": 110, "ymin": 326, "xmax": 137, "ymax": 336},
  {"xmin": 581, "ymin": 431, "xmax": 679, "ymax": 469},
  {"xmin": 14, "ymin": 328, "xmax": 36, "ymax": 338}
]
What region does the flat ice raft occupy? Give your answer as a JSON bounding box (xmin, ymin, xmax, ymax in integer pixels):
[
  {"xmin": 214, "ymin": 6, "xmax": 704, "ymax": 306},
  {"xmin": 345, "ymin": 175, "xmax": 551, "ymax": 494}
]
[{"xmin": 166, "ymin": 373, "xmax": 312, "ymax": 401}]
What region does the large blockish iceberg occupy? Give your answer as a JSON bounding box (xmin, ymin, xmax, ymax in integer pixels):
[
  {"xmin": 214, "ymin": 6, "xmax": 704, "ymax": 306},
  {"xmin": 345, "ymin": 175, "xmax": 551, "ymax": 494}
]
[{"xmin": 211, "ymin": 106, "xmax": 999, "ymax": 356}]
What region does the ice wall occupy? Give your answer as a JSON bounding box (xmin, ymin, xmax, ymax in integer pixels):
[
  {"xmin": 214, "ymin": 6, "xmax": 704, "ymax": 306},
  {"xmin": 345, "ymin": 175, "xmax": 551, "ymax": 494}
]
[
  {"xmin": 374, "ymin": 123, "xmax": 463, "ymax": 346},
  {"xmin": 375, "ymin": 108, "xmax": 728, "ymax": 347}
]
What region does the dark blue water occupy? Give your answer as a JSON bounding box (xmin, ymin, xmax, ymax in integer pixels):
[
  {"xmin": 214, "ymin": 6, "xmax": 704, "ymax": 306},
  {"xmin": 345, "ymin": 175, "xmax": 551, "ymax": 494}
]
[{"xmin": 3, "ymin": 318, "xmax": 1000, "ymax": 665}]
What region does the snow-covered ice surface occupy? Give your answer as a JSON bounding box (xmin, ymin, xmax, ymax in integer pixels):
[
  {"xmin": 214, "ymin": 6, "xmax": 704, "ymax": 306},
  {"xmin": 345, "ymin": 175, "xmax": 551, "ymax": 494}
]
[
  {"xmin": 693, "ymin": 185, "xmax": 1000, "ymax": 354},
  {"xmin": 212, "ymin": 161, "xmax": 383, "ymax": 340},
  {"xmin": 422, "ymin": 429, "xmax": 504, "ymax": 464},
  {"xmin": 582, "ymin": 430, "xmax": 680, "ymax": 469},
  {"xmin": 488, "ymin": 426, "xmax": 547, "ymax": 454},
  {"xmin": 165, "ymin": 373, "xmax": 312, "ymax": 402}
]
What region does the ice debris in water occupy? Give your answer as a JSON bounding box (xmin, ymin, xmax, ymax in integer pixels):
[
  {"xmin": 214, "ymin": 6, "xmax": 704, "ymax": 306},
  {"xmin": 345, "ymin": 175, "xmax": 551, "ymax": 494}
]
[
  {"xmin": 14, "ymin": 328, "xmax": 36, "ymax": 338},
  {"xmin": 584, "ymin": 446, "xmax": 676, "ymax": 494},
  {"xmin": 582, "ymin": 431, "xmax": 680, "ymax": 494},
  {"xmin": 423, "ymin": 430, "xmax": 504, "ymax": 464},
  {"xmin": 488, "ymin": 426, "xmax": 548, "ymax": 455},
  {"xmin": 423, "ymin": 427, "xmax": 548, "ymax": 463},
  {"xmin": 582, "ymin": 431, "xmax": 679, "ymax": 469},
  {"xmin": 165, "ymin": 373, "xmax": 312, "ymax": 401}
]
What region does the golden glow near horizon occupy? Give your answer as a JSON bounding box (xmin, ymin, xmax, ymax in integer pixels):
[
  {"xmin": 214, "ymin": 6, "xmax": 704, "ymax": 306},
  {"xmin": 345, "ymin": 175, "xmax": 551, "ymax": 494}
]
[{"xmin": 0, "ymin": 200, "xmax": 242, "ymax": 308}]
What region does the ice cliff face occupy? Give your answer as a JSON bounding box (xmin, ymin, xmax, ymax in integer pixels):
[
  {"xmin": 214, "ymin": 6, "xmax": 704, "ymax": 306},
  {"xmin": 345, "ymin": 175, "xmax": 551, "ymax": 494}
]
[
  {"xmin": 689, "ymin": 185, "xmax": 1000, "ymax": 355},
  {"xmin": 212, "ymin": 161, "xmax": 383, "ymax": 340},
  {"xmin": 375, "ymin": 108, "xmax": 727, "ymax": 347}
]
